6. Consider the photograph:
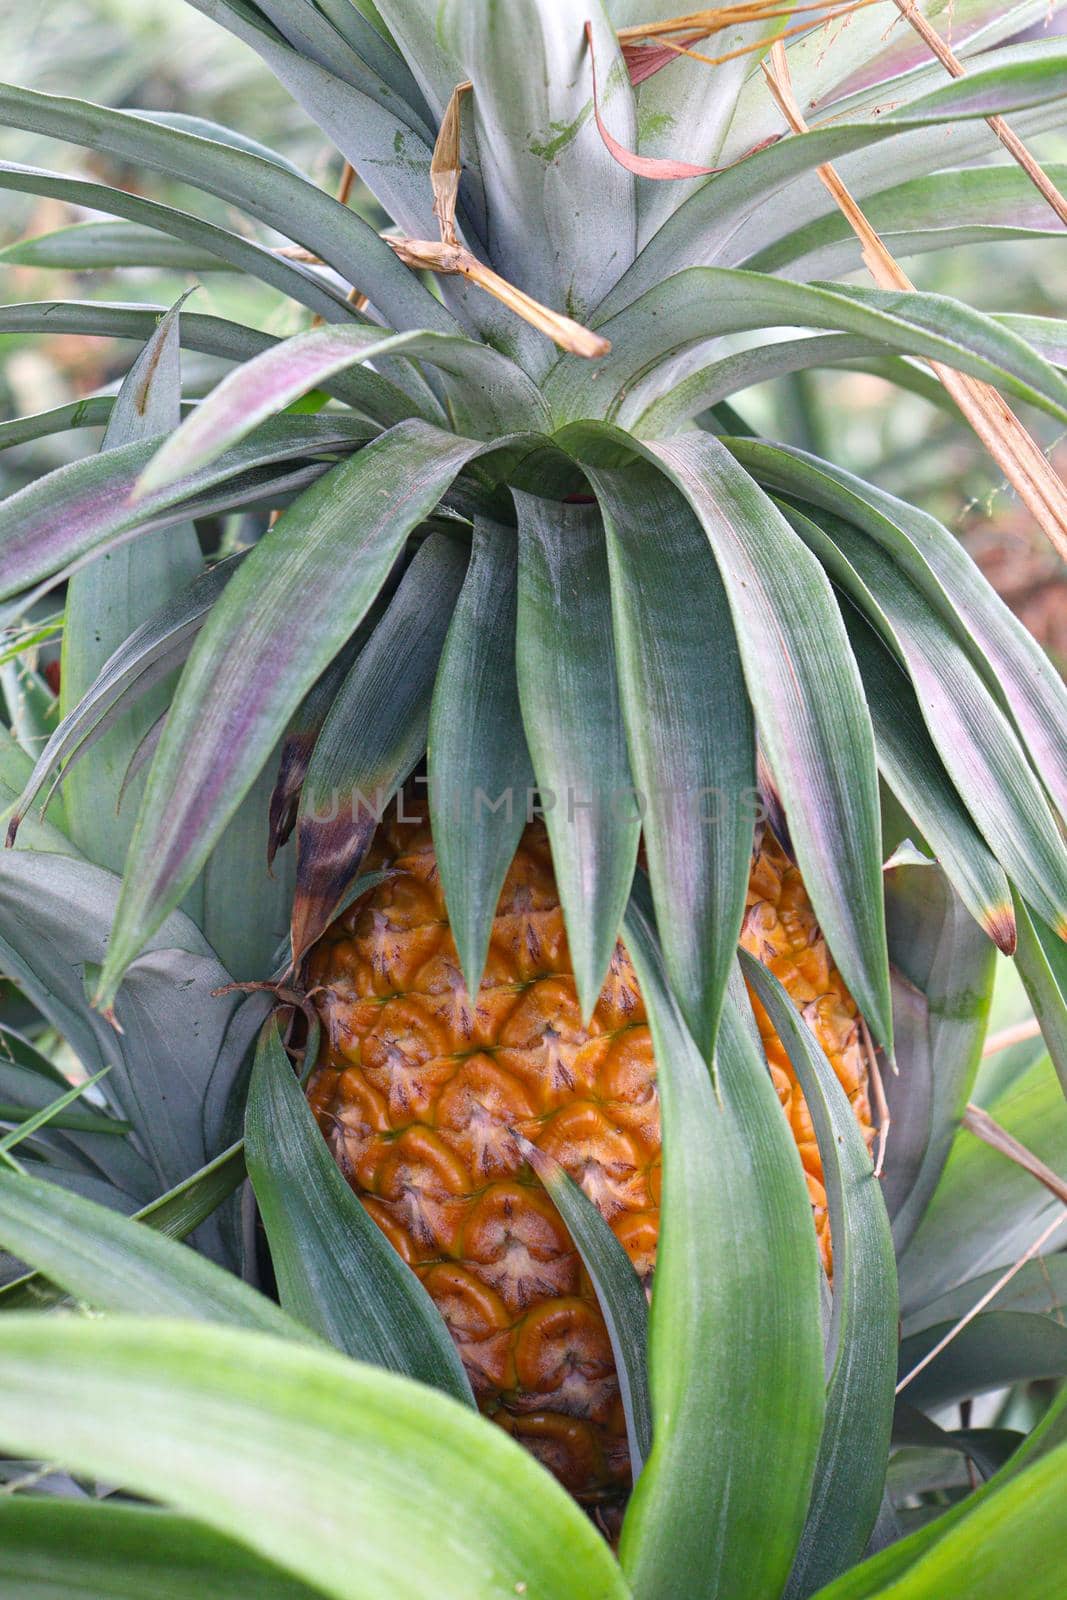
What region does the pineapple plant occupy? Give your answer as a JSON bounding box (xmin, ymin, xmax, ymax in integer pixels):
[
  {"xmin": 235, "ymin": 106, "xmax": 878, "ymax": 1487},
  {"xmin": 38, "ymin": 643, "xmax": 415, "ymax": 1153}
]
[{"xmin": 0, "ymin": 0, "xmax": 1065, "ymax": 1595}]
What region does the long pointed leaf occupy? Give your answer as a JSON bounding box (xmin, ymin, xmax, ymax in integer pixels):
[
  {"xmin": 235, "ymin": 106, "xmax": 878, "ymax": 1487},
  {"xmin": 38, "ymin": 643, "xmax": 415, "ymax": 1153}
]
[
  {"xmin": 885, "ymin": 855, "xmax": 996, "ymax": 1261},
  {"xmin": 428, "ymin": 516, "xmax": 533, "ymax": 997},
  {"xmin": 0, "ymin": 1141, "xmax": 249, "ymax": 1312},
  {"xmin": 0, "ymin": 416, "xmax": 372, "ymax": 604},
  {"xmin": 557, "ymin": 269, "xmax": 1067, "ymax": 428},
  {"xmin": 0, "ymin": 82, "xmax": 454, "ymax": 335},
  {"xmin": 596, "ymin": 48, "xmax": 1067, "ymax": 320},
  {"xmin": 812, "ymin": 1437, "xmax": 1067, "ymax": 1600},
  {"xmin": 518, "ymin": 1133, "xmax": 651, "ymax": 1477},
  {"xmin": 898, "ymin": 1051, "xmax": 1062, "ymax": 1316},
  {"xmin": 746, "ymin": 162, "xmax": 1067, "ymax": 279},
  {"xmin": 0, "ymin": 1167, "xmax": 309, "ymax": 1338},
  {"xmin": 8, "ymin": 555, "xmax": 242, "ymax": 844},
  {"xmin": 730, "ymin": 442, "xmax": 1067, "ymax": 822},
  {"xmin": 139, "ymin": 324, "xmax": 546, "ymax": 494},
  {"xmin": 845, "ymin": 606, "xmax": 1013, "ymax": 950},
  {"xmin": 622, "ymin": 428, "xmax": 893, "ymax": 1055},
  {"xmin": 0, "ymin": 300, "xmax": 427, "ymax": 424},
  {"xmin": 0, "ymin": 1316, "xmax": 628, "ymax": 1600},
  {"xmin": 246, "ymin": 1016, "xmax": 473, "ymax": 1404},
  {"xmin": 60, "ymin": 303, "xmax": 202, "ymax": 872},
  {"xmin": 291, "ymin": 527, "xmax": 470, "ymax": 960},
  {"xmin": 619, "ymin": 890, "xmax": 824, "ymax": 1599},
  {"xmin": 742, "ymin": 954, "xmax": 897, "ymax": 1597},
  {"xmin": 0, "ymin": 160, "xmax": 354, "ymax": 322},
  {"xmin": 783, "ymin": 503, "xmax": 1067, "ymax": 938},
  {"xmin": 96, "ymin": 422, "xmax": 483, "ymax": 1009},
  {"xmin": 1012, "ymin": 895, "xmax": 1067, "ymax": 1100},
  {"xmin": 588, "ymin": 455, "xmax": 754, "ymax": 1058},
  {"xmin": 514, "ymin": 492, "xmax": 640, "ymax": 1021},
  {"xmin": 0, "ymin": 1499, "xmax": 323, "ymax": 1600}
]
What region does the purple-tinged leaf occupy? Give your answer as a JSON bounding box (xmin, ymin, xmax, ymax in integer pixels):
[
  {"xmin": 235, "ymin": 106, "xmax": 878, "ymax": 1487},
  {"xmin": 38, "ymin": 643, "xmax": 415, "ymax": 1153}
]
[
  {"xmin": 137, "ymin": 325, "xmax": 547, "ymax": 496},
  {"xmin": 729, "ymin": 442, "xmax": 1067, "ymax": 827},
  {"xmin": 0, "ymin": 416, "xmax": 372, "ymax": 603},
  {"xmin": 843, "ymin": 602, "xmax": 1014, "ymax": 953},
  {"xmin": 95, "ymin": 422, "xmax": 484, "ymax": 1011},
  {"xmin": 291, "ymin": 529, "xmax": 470, "ymax": 963},
  {"xmin": 782, "ymin": 502, "xmax": 1067, "ymax": 940}
]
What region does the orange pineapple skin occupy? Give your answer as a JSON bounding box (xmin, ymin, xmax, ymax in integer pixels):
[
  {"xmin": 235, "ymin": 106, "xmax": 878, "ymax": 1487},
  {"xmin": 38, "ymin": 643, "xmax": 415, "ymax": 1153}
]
[{"xmin": 306, "ymin": 806, "xmax": 872, "ymax": 1500}]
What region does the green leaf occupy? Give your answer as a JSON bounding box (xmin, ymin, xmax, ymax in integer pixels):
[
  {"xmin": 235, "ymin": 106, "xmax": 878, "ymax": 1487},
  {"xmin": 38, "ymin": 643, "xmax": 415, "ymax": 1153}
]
[
  {"xmin": 730, "ymin": 443, "xmax": 1067, "ymax": 824},
  {"xmin": 437, "ymin": 0, "xmax": 636, "ymax": 338},
  {"xmin": 903, "ymin": 1253, "xmax": 1067, "ymax": 1339},
  {"xmin": 0, "ymin": 300, "xmax": 427, "ymax": 425},
  {"xmin": 0, "ymin": 1165, "xmax": 308, "ymax": 1336},
  {"xmin": 0, "ymin": 1498, "xmax": 324, "ymax": 1600},
  {"xmin": 18, "ymin": 567, "xmax": 243, "ymax": 863},
  {"xmin": 588, "ymin": 455, "xmax": 754, "ymax": 1058},
  {"xmin": 0, "ymin": 851, "xmax": 242, "ymax": 1196},
  {"xmin": 517, "ymin": 1133, "xmax": 652, "ymax": 1477},
  {"xmin": 639, "ymin": 36, "xmax": 1067, "ymax": 296},
  {"xmin": 514, "ymin": 493, "xmax": 640, "ymax": 1021},
  {"xmin": 632, "ymin": 429, "xmax": 893, "ymax": 1056},
  {"xmin": 813, "ymin": 1419, "xmax": 1067, "ymax": 1600},
  {"xmin": 898, "ymin": 1311, "xmax": 1067, "ymax": 1412},
  {"xmin": 202, "ymin": 747, "xmax": 296, "ymax": 984},
  {"xmin": 722, "ymin": 5, "xmax": 1056, "ymax": 163},
  {"xmin": 1012, "ymin": 896, "xmax": 1067, "ymax": 1098},
  {"xmin": 0, "ymin": 82, "xmax": 454, "ymax": 336},
  {"xmin": 0, "ymin": 162, "xmax": 351, "ymax": 322},
  {"xmin": 291, "ymin": 526, "xmax": 470, "ymax": 960},
  {"xmin": 428, "ymin": 516, "xmax": 533, "ymax": 997},
  {"xmin": 899, "ymin": 1051, "xmax": 1065, "ymax": 1317},
  {"xmin": 245, "ymin": 1016, "xmax": 473, "ymax": 1405},
  {"xmin": 745, "ymin": 163, "xmax": 1067, "ymax": 278},
  {"xmin": 0, "ymin": 217, "xmax": 237, "ymax": 271},
  {"xmin": 741, "ymin": 956, "xmax": 897, "ymax": 1595},
  {"xmin": 96, "ymin": 421, "xmax": 483, "ymax": 1010},
  {"xmin": 0, "ymin": 1141, "xmax": 249, "ymax": 1312},
  {"xmin": 885, "ymin": 856, "xmax": 997, "ymax": 1262},
  {"xmin": 845, "ymin": 605, "xmax": 1013, "ymax": 950},
  {"xmin": 562, "ymin": 269, "xmax": 1067, "ymax": 429},
  {"xmin": 182, "ymin": 0, "xmax": 453, "ymax": 249},
  {"xmin": 619, "ymin": 890, "xmax": 824, "ymax": 1600},
  {"xmin": 782, "ymin": 502, "xmax": 1067, "ymax": 939},
  {"xmin": 138, "ymin": 325, "xmax": 546, "ymax": 496},
  {"xmin": 598, "ymin": 49, "xmax": 1067, "ymax": 318},
  {"xmin": 0, "ymin": 1315, "xmax": 629, "ymax": 1600},
  {"xmin": 59, "ymin": 301, "xmax": 203, "ymax": 874}
]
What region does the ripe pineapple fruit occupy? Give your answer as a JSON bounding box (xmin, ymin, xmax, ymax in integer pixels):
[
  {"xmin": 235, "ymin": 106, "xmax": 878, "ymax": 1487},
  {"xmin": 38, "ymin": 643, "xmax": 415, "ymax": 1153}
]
[{"xmin": 307, "ymin": 799, "xmax": 872, "ymax": 1499}]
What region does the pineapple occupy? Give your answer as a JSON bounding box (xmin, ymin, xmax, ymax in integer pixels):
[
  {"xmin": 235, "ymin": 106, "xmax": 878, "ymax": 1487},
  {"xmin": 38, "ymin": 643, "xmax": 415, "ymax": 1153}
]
[
  {"xmin": 306, "ymin": 798, "xmax": 872, "ymax": 1498},
  {"xmin": 0, "ymin": 1, "xmax": 1066, "ymax": 1593}
]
